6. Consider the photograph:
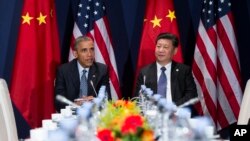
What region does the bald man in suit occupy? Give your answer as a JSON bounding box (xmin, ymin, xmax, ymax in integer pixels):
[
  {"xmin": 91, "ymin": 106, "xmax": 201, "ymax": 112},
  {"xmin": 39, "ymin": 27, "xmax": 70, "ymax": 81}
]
[{"xmin": 55, "ymin": 36, "xmax": 110, "ymax": 111}]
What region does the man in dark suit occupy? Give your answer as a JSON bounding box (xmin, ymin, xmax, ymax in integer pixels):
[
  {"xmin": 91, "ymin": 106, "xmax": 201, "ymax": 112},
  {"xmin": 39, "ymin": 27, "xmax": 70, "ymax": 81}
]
[
  {"xmin": 135, "ymin": 32, "xmax": 198, "ymax": 106},
  {"xmin": 55, "ymin": 36, "xmax": 110, "ymax": 111}
]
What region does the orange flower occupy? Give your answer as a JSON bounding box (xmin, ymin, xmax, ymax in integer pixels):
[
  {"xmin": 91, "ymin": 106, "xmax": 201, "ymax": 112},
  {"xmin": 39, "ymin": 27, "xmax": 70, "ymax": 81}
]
[
  {"xmin": 109, "ymin": 117, "xmax": 124, "ymax": 129},
  {"xmin": 121, "ymin": 115, "xmax": 143, "ymax": 134},
  {"xmin": 97, "ymin": 129, "xmax": 115, "ymax": 141},
  {"xmin": 141, "ymin": 129, "xmax": 155, "ymax": 141},
  {"xmin": 124, "ymin": 101, "xmax": 136, "ymax": 109},
  {"xmin": 113, "ymin": 100, "xmax": 126, "ymax": 107},
  {"xmin": 115, "ymin": 138, "xmax": 122, "ymax": 141},
  {"xmin": 98, "ymin": 100, "xmax": 154, "ymax": 140}
]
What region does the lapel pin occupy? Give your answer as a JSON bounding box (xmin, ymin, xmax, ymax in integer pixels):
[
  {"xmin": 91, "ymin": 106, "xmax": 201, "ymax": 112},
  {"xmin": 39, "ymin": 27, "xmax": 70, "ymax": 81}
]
[
  {"xmin": 176, "ymin": 69, "xmax": 179, "ymax": 72},
  {"xmin": 92, "ymin": 75, "xmax": 96, "ymax": 78}
]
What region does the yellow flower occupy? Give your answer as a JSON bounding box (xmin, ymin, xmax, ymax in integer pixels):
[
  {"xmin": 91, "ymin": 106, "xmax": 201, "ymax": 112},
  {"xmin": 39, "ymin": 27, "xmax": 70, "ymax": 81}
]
[{"xmin": 98, "ymin": 100, "xmax": 154, "ymax": 140}]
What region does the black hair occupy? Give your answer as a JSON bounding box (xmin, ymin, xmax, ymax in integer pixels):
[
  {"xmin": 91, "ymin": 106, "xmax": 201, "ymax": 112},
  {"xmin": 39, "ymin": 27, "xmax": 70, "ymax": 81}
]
[{"xmin": 155, "ymin": 32, "xmax": 179, "ymax": 47}]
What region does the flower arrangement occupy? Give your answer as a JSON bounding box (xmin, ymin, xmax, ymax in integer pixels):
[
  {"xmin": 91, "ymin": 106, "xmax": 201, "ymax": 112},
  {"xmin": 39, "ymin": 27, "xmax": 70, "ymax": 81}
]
[{"xmin": 97, "ymin": 100, "xmax": 154, "ymax": 141}]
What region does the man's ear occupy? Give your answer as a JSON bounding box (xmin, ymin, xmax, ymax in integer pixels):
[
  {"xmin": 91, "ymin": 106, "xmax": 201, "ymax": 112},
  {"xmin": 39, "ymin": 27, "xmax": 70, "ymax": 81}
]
[
  {"xmin": 73, "ymin": 50, "xmax": 78, "ymax": 58},
  {"xmin": 173, "ymin": 47, "xmax": 178, "ymax": 55}
]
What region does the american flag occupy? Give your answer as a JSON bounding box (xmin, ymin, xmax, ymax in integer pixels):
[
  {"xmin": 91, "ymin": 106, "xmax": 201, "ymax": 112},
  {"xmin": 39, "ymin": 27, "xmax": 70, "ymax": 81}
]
[
  {"xmin": 69, "ymin": 0, "xmax": 121, "ymax": 100},
  {"xmin": 192, "ymin": 0, "xmax": 242, "ymax": 130}
]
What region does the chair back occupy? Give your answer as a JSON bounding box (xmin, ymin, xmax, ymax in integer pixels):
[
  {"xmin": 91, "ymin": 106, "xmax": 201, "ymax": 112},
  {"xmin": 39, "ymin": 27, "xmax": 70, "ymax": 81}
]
[
  {"xmin": 238, "ymin": 79, "xmax": 250, "ymax": 125},
  {"xmin": 0, "ymin": 79, "xmax": 18, "ymax": 141}
]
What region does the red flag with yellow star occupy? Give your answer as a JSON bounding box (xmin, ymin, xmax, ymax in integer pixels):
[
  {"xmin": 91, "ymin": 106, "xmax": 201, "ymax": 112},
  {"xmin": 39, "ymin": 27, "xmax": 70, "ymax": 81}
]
[
  {"xmin": 136, "ymin": 0, "xmax": 183, "ymax": 75},
  {"xmin": 10, "ymin": 0, "xmax": 60, "ymax": 128}
]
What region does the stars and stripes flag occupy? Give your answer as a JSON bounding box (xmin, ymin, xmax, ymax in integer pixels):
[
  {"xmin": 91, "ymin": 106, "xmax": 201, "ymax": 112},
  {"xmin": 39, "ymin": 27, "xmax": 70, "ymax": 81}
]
[
  {"xmin": 192, "ymin": 0, "xmax": 242, "ymax": 130},
  {"xmin": 69, "ymin": 0, "xmax": 121, "ymax": 100}
]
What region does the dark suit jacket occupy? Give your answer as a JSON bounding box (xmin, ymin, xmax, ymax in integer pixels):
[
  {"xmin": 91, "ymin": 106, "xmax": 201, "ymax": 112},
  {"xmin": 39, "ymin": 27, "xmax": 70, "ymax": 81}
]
[
  {"xmin": 55, "ymin": 59, "xmax": 110, "ymax": 111},
  {"xmin": 135, "ymin": 61, "xmax": 198, "ymax": 106}
]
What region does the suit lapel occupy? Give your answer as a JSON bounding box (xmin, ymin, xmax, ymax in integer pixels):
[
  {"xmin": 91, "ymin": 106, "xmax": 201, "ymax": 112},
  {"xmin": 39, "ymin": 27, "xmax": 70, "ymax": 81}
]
[
  {"xmin": 70, "ymin": 59, "xmax": 80, "ymax": 90},
  {"xmin": 171, "ymin": 61, "xmax": 178, "ymax": 101},
  {"xmin": 147, "ymin": 63, "xmax": 158, "ymax": 93},
  {"xmin": 88, "ymin": 63, "xmax": 98, "ymax": 91}
]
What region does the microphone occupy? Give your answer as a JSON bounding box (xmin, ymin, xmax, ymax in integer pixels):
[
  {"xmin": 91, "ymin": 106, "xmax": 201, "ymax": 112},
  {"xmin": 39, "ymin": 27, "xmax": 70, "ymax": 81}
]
[
  {"xmin": 90, "ymin": 80, "xmax": 98, "ymax": 97},
  {"xmin": 178, "ymin": 97, "xmax": 199, "ymax": 108},
  {"xmin": 143, "ymin": 75, "xmax": 146, "ymax": 85},
  {"xmin": 56, "ymin": 95, "xmax": 79, "ymax": 107}
]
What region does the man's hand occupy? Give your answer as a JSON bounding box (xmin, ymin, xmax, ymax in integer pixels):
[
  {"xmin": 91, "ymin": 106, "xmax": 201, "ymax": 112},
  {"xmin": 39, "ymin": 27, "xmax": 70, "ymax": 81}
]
[{"xmin": 74, "ymin": 96, "xmax": 94, "ymax": 106}]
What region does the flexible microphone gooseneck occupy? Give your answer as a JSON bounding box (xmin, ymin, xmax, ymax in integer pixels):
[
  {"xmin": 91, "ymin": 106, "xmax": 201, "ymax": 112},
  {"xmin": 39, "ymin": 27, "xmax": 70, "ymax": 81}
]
[
  {"xmin": 178, "ymin": 97, "xmax": 199, "ymax": 108},
  {"xmin": 90, "ymin": 80, "xmax": 98, "ymax": 97},
  {"xmin": 56, "ymin": 95, "xmax": 79, "ymax": 107},
  {"xmin": 143, "ymin": 75, "xmax": 146, "ymax": 85}
]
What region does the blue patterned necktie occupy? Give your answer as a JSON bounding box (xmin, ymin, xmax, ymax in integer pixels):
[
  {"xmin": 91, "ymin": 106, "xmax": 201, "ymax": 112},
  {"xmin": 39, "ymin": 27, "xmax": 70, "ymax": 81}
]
[
  {"xmin": 157, "ymin": 67, "xmax": 167, "ymax": 98},
  {"xmin": 80, "ymin": 69, "xmax": 88, "ymax": 97}
]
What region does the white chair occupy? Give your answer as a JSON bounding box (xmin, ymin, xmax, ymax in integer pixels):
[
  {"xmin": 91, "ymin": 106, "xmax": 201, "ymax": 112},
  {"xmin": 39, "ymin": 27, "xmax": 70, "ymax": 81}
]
[
  {"xmin": 0, "ymin": 106, "xmax": 9, "ymax": 141},
  {"xmin": 0, "ymin": 79, "xmax": 18, "ymax": 141},
  {"xmin": 238, "ymin": 79, "xmax": 250, "ymax": 125}
]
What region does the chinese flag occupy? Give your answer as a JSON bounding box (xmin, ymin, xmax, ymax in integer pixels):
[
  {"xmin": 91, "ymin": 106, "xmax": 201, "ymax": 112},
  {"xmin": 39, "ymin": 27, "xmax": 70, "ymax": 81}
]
[
  {"xmin": 10, "ymin": 0, "xmax": 60, "ymax": 128},
  {"xmin": 136, "ymin": 0, "xmax": 183, "ymax": 76}
]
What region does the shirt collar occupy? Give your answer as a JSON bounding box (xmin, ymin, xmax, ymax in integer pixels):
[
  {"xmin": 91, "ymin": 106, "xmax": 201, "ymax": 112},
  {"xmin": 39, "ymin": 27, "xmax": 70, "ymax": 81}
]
[
  {"xmin": 77, "ymin": 61, "xmax": 90, "ymax": 74},
  {"xmin": 156, "ymin": 61, "xmax": 172, "ymax": 72}
]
